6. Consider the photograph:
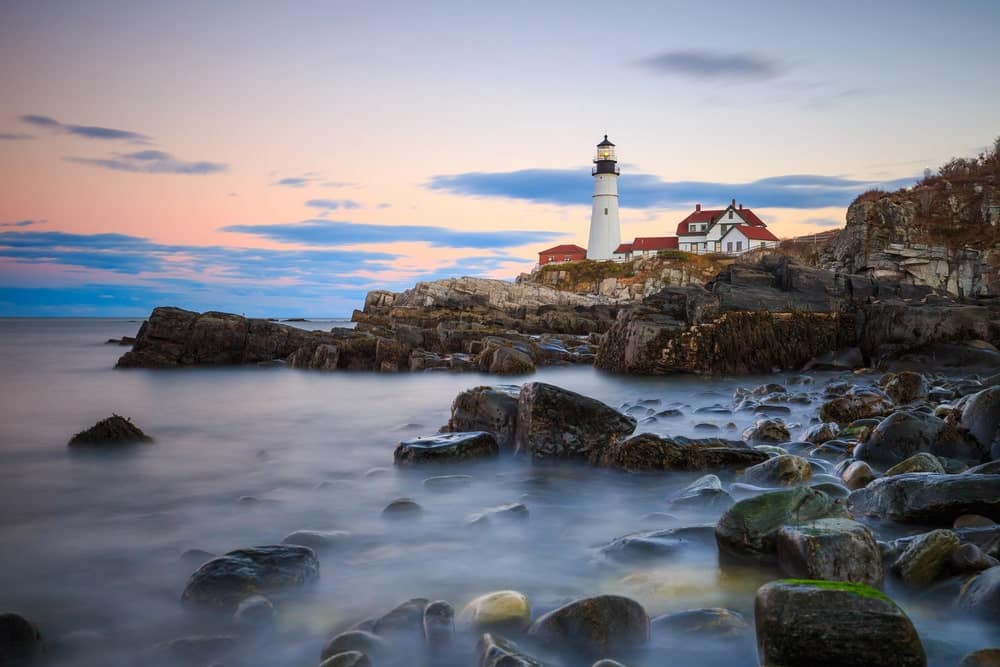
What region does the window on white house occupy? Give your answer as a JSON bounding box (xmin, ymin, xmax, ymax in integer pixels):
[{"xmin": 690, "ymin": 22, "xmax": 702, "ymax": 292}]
[
  {"xmin": 760, "ymin": 241, "xmax": 765, "ymax": 248},
  {"xmin": 604, "ymin": 208, "xmax": 608, "ymax": 215},
  {"xmin": 728, "ymin": 211, "xmax": 733, "ymax": 219},
  {"xmin": 736, "ymin": 241, "xmax": 742, "ymax": 252},
  {"xmin": 727, "ymin": 242, "xmax": 733, "ymax": 253}
]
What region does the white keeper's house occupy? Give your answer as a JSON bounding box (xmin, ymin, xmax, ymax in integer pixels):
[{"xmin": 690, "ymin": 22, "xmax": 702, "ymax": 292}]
[{"xmin": 676, "ymin": 199, "xmax": 779, "ymax": 255}]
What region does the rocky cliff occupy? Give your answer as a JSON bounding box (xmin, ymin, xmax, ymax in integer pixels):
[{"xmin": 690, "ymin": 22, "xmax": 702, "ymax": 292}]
[{"xmin": 824, "ymin": 139, "xmax": 1000, "ymax": 297}]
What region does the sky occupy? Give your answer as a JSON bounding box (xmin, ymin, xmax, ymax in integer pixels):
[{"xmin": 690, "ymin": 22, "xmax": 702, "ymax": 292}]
[{"xmin": 1, "ymin": 0, "xmax": 998, "ymax": 317}]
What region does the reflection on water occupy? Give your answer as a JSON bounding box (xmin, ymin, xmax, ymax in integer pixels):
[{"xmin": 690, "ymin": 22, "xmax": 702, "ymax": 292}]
[{"xmin": 0, "ymin": 319, "xmax": 992, "ymax": 666}]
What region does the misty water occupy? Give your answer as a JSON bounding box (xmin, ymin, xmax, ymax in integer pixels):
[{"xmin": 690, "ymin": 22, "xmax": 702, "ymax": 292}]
[{"xmin": 0, "ymin": 319, "xmax": 993, "ymax": 666}]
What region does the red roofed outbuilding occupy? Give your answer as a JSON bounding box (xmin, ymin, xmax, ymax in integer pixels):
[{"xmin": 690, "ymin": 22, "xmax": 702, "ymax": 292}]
[{"xmin": 538, "ymin": 244, "xmax": 587, "ymax": 266}]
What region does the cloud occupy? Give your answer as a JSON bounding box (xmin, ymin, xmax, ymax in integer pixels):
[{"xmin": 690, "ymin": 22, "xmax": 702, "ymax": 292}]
[
  {"xmin": 376, "ymin": 203, "xmax": 392, "ymax": 209},
  {"xmin": 637, "ymin": 50, "xmax": 784, "ymax": 80},
  {"xmin": 274, "ymin": 173, "xmax": 324, "ymax": 188},
  {"xmin": 802, "ymin": 217, "xmax": 842, "ymax": 227},
  {"xmin": 0, "ymin": 132, "xmax": 35, "ymax": 141},
  {"xmin": 20, "ymin": 114, "xmax": 150, "ymax": 143},
  {"xmin": 221, "ymin": 219, "xmax": 565, "ymax": 249},
  {"xmin": 65, "ymin": 150, "xmax": 226, "ymax": 175},
  {"xmin": 427, "ymin": 169, "xmax": 917, "ymax": 209},
  {"xmin": 0, "ymin": 220, "xmax": 40, "ymax": 228},
  {"xmin": 305, "ymin": 199, "xmax": 361, "ymax": 210}
]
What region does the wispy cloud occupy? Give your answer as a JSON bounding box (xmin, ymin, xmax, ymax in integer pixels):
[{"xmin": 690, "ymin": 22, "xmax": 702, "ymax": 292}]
[
  {"xmin": 802, "ymin": 217, "xmax": 842, "ymax": 227},
  {"xmin": 20, "ymin": 114, "xmax": 150, "ymax": 143},
  {"xmin": 0, "ymin": 132, "xmax": 35, "ymax": 141},
  {"xmin": 305, "ymin": 199, "xmax": 361, "ymax": 210},
  {"xmin": 274, "ymin": 173, "xmax": 322, "ymax": 188},
  {"xmin": 221, "ymin": 219, "xmax": 564, "ymax": 249},
  {"xmin": 0, "ymin": 220, "xmax": 41, "ymax": 228},
  {"xmin": 376, "ymin": 202, "xmax": 392, "ymax": 209},
  {"xmin": 65, "ymin": 150, "xmax": 226, "ymax": 175},
  {"xmin": 637, "ymin": 50, "xmax": 785, "ymax": 81},
  {"xmin": 427, "ymin": 169, "xmax": 917, "ymax": 209}
]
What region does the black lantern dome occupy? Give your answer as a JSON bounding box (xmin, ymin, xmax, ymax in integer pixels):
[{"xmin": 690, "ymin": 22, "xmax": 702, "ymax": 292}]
[{"xmin": 593, "ymin": 135, "xmax": 619, "ymax": 175}]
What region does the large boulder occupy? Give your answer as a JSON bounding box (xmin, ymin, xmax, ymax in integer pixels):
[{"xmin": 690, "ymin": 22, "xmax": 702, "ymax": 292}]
[
  {"xmin": 650, "ymin": 607, "xmax": 750, "ymax": 639},
  {"xmin": 486, "ymin": 345, "xmax": 536, "ymax": 375},
  {"xmin": 882, "ymin": 372, "xmax": 928, "ymax": 404},
  {"xmin": 595, "ymin": 434, "xmax": 767, "ymax": 472},
  {"xmin": 393, "ymin": 432, "xmax": 499, "ymax": 465},
  {"xmin": 68, "ymin": 414, "xmax": 152, "ymax": 446},
  {"xmin": 514, "ymin": 383, "xmax": 636, "ymax": 461},
  {"xmin": 819, "ymin": 388, "xmax": 895, "ymax": 425},
  {"xmin": 527, "ymin": 595, "xmax": 649, "ymax": 658},
  {"xmin": 891, "ymin": 529, "xmax": 961, "ymax": 588},
  {"xmin": 775, "ymin": 518, "xmax": 883, "ymax": 587},
  {"xmin": 962, "ymin": 387, "xmax": 1000, "ymax": 460},
  {"xmin": 459, "ymin": 591, "xmax": 531, "ymax": 634},
  {"xmin": 742, "ymin": 454, "xmax": 812, "ymax": 487},
  {"xmin": 443, "ymin": 386, "xmax": 520, "ymax": 449},
  {"xmin": 181, "ymin": 545, "xmax": 320, "ymax": 611},
  {"xmin": 855, "ymin": 411, "xmax": 986, "ymax": 468},
  {"xmin": 0, "ymin": 612, "xmax": 44, "ymax": 664},
  {"xmin": 754, "ymin": 580, "xmax": 926, "ymax": 667},
  {"xmin": 848, "ymin": 474, "xmax": 1000, "ymax": 524},
  {"xmin": 715, "ymin": 487, "xmax": 849, "ymax": 560},
  {"xmin": 957, "ymin": 565, "xmax": 1000, "ymax": 621}
]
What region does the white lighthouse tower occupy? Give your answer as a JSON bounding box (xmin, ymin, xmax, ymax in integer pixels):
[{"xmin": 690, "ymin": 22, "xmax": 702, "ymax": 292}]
[{"xmin": 586, "ymin": 135, "xmax": 621, "ymax": 260}]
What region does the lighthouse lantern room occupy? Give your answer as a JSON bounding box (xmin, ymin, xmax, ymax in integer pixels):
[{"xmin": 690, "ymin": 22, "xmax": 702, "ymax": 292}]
[{"xmin": 586, "ymin": 134, "xmax": 622, "ymax": 260}]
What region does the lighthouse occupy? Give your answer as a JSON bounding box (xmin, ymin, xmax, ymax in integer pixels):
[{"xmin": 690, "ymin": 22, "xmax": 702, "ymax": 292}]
[{"xmin": 586, "ymin": 135, "xmax": 621, "ymax": 260}]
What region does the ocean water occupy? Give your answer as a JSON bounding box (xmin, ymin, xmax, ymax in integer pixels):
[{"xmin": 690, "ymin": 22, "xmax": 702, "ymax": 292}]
[{"xmin": 0, "ymin": 318, "xmax": 992, "ymax": 666}]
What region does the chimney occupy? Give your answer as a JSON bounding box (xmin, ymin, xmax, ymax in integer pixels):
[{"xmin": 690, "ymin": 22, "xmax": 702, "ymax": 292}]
[
  {"xmin": 731, "ymin": 198, "xmax": 736, "ymax": 207},
  {"xmin": 695, "ymin": 203, "xmax": 701, "ymax": 212},
  {"xmin": 739, "ymin": 203, "xmax": 743, "ymax": 210}
]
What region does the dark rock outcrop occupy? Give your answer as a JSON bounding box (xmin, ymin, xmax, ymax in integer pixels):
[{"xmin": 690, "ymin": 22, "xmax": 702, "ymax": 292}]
[
  {"xmin": 68, "ymin": 414, "xmax": 152, "ymax": 446},
  {"xmin": 527, "ymin": 595, "xmax": 649, "ymax": 658},
  {"xmin": 442, "ymin": 385, "xmax": 520, "ymax": 449},
  {"xmin": 595, "ymin": 433, "xmax": 767, "ymax": 472},
  {"xmin": 754, "ymin": 580, "xmax": 926, "ymax": 667},
  {"xmin": 775, "ymin": 518, "xmax": 883, "ymax": 586},
  {"xmin": 181, "ymin": 545, "xmax": 320, "ymax": 611},
  {"xmin": 514, "ymin": 383, "xmax": 635, "ymax": 461},
  {"xmin": 394, "ymin": 432, "xmax": 499, "ymax": 465},
  {"xmin": 0, "ymin": 612, "xmax": 44, "ymax": 664},
  {"xmin": 855, "ymin": 411, "xmax": 986, "ymax": 468},
  {"xmin": 848, "ymin": 474, "xmax": 1000, "ymax": 524}
]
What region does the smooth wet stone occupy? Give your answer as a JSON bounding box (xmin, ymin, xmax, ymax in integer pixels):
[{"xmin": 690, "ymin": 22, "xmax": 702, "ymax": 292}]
[
  {"xmin": 961, "ymin": 387, "xmax": 1000, "ymax": 459},
  {"xmin": 373, "ymin": 598, "xmax": 429, "ymax": 638},
  {"xmin": 951, "ymin": 543, "xmax": 1000, "ymax": 574},
  {"xmin": 811, "ymin": 481, "xmax": 850, "ymax": 498},
  {"xmin": 444, "ymin": 385, "xmax": 520, "ymax": 449},
  {"xmin": 855, "ymin": 411, "xmax": 985, "ymax": 468},
  {"xmin": 694, "ymin": 422, "xmax": 719, "ymax": 432},
  {"xmin": 599, "ymin": 526, "xmax": 716, "ymax": 564},
  {"xmin": 882, "ymin": 371, "xmax": 928, "ymax": 404},
  {"xmin": 320, "ymin": 651, "xmax": 371, "ymax": 667},
  {"xmin": 656, "ymin": 408, "xmax": 683, "ymax": 418},
  {"xmin": 478, "ymin": 633, "xmax": 550, "ymax": 667},
  {"xmin": 800, "ymin": 422, "xmax": 840, "ymax": 445},
  {"xmin": 181, "ymin": 545, "xmax": 320, "ymax": 611},
  {"xmin": 957, "ymin": 565, "xmax": 1000, "ymax": 620},
  {"xmin": 460, "ymin": 591, "xmax": 532, "ymax": 633},
  {"xmin": 0, "ymin": 612, "xmax": 44, "ymax": 663},
  {"xmin": 515, "ymin": 383, "xmax": 636, "ymax": 461},
  {"xmin": 232, "ymin": 594, "xmax": 274, "ymax": 630},
  {"xmin": 955, "ymin": 514, "xmax": 997, "ymax": 529},
  {"xmin": 754, "ymin": 444, "xmax": 789, "ymax": 459},
  {"xmin": 667, "ymin": 474, "xmax": 733, "ymax": 511},
  {"xmin": 842, "ymin": 460, "xmax": 877, "ymax": 490},
  {"xmin": 776, "ymin": 518, "xmax": 883, "ymax": 587},
  {"xmin": 467, "ymin": 503, "xmax": 529, "ymax": 526},
  {"xmin": 892, "ymin": 529, "xmax": 961, "ymax": 588},
  {"xmin": 848, "ymin": 474, "xmax": 1000, "ymax": 524},
  {"xmin": 886, "ymin": 452, "xmax": 947, "ymax": 476},
  {"xmin": 819, "ymin": 389, "xmax": 894, "ymax": 426},
  {"xmin": 423, "ymin": 474, "xmax": 474, "ymax": 492},
  {"xmin": 67, "ymin": 414, "xmax": 152, "ymax": 446},
  {"xmin": 321, "ymin": 630, "xmax": 388, "ymax": 662},
  {"xmin": 423, "ymin": 600, "xmax": 454, "ymax": 647},
  {"xmin": 596, "ymin": 433, "xmax": 767, "ymax": 472},
  {"xmin": 281, "ymin": 529, "xmax": 350, "ymax": 551},
  {"xmin": 959, "ymin": 649, "xmax": 1000, "ymax": 667},
  {"xmin": 715, "ymin": 487, "xmax": 848, "ymax": 560},
  {"xmin": 528, "ymin": 595, "xmax": 649, "ymax": 658},
  {"xmin": 754, "ymin": 580, "xmax": 926, "ymax": 667},
  {"xmin": 742, "ymin": 418, "xmax": 791, "ymax": 445},
  {"xmin": 742, "ymin": 454, "xmax": 812, "ymax": 487},
  {"xmin": 650, "ymin": 607, "xmax": 749, "ymax": 638},
  {"xmin": 381, "ymin": 498, "xmax": 423, "ymax": 519},
  {"xmin": 394, "ymin": 431, "xmax": 499, "ymax": 465}
]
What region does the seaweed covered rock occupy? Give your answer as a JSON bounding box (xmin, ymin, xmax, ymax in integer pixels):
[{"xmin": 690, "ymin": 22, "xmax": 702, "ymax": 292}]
[
  {"xmin": 595, "ymin": 433, "xmax": 767, "ymax": 472},
  {"xmin": 754, "ymin": 580, "xmax": 926, "ymax": 667},
  {"xmin": 527, "ymin": 595, "xmax": 649, "ymax": 658},
  {"xmin": 514, "ymin": 383, "xmax": 636, "ymax": 461},
  {"xmin": 819, "ymin": 389, "xmax": 895, "ymax": 425},
  {"xmin": 715, "ymin": 487, "xmax": 848, "ymax": 560},
  {"xmin": 68, "ymin": 414, "xmax": 152, "ymax": 446},
  {"xmin": 742, "ymin": 418, "xmax": 791, "ymax": 445},
  {"xmin": 882, "ymin": 371, "xmax": 928, "ymax": 405},
  {"xmin": 776, "ymin": 518, "xmax": 883, "ymax": 587},
  {"xmin": 181, "ymin": 545, "xmax": 320, "ymax": 611},
  {"xmin": 394, "ymin": 432, "xmax": 499, "ymax": 465},
  {"xmin": 848, "ymin": 474, "xmax": 1000, "ymax": 524}
]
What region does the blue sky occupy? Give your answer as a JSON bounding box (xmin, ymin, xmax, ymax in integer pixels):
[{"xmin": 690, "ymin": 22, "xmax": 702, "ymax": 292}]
[{"xmin": 0, "ymin": 0, "xmax": 998, "ymax": 316}]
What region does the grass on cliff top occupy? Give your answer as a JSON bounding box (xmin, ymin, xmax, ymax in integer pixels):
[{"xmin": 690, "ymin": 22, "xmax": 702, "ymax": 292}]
[
  {"xmin": 779, "ymin": 579, "xmax": 894, "ymax": 603},
  {"xmin": 538, "ymin": 259, "xmax": 635, "ymax": 281}
]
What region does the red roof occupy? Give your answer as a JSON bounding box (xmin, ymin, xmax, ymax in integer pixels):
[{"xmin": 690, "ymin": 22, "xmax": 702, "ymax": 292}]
[
  {"xmin": 632, "ymin": 236, "xmax": 678, "ymax": 251},
  {"xmin": 538, "ymin": 244, "xmax": 586, "ymax": 256},
  {"xmin": 728, "ymin": 225, "xmax": 779, "ymax": 242},
  {"xmin": 676, "ymin": 204, "xmax": 766, "ymax": 234},
  {"xmin": 613, "ymin": 243, "xmax": 633, "ymax": 254}
]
